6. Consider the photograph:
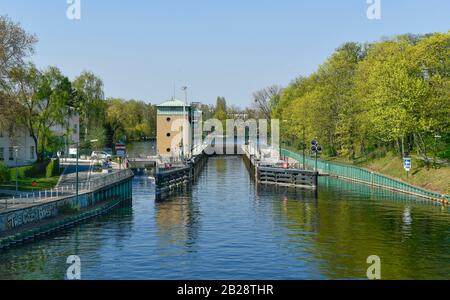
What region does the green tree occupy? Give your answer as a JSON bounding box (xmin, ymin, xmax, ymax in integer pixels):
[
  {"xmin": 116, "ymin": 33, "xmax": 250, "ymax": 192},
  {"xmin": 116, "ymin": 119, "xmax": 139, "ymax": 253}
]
[
  {"xmin": 213, "ymin": 96, "xmax": 228, "ymax": 126},
  {"xmin": 355, "ymin": 38, "xmax": 429, "ymax": 158},
  {"xmin": 73, "ymin": 71, "xmax": 105, "ymax": 141},
  {"xmin": 10, "ymin": 65, "xmax": 74, "ymax": 160},
  {"xmin": 0, "ymin": 15, "xmax": 37, "ymax": 129}
]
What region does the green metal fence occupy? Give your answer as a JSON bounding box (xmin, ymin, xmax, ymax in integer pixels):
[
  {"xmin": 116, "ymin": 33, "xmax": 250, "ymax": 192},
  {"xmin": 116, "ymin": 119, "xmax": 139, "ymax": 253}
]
[{"xmin": 281, "ymin": 148, "xmax": 449, "ymax": 202}]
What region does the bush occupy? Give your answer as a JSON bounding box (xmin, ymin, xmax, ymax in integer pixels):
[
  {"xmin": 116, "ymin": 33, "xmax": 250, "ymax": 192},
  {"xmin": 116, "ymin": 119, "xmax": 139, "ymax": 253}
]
[
  {"xmin": 46, "ymin": 159, "xmax": 60, "ymax": 178},
  {"xmin": 8, "ymin": 164, "xmax": 41, "ymax": 180},
  {"xmin": 0, "ymin": 162, "xmax": 10, "ymax": 183},
  {"xmin": 23, "ymin": 164, "xmax": 40, "ymax": 178}
]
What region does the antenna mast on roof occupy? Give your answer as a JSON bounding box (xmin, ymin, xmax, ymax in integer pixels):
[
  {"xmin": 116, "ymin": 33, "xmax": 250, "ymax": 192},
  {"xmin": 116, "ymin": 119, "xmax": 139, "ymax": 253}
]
[{"xmin": 172, "ymin": 81, "xmax": 176, "ymax": 100}]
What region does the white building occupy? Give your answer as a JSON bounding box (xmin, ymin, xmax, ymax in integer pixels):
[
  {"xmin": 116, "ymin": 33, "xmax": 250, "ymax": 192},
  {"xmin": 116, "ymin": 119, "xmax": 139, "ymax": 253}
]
[
  {"xmin": 0, "ymin": 125, "xmax": 36, "ymax": 167},
  {"xmin": 50, "ymin": 114, "xmax": 80, "ymax": 145},
  {"xmin": 0, "ymin": 114, "xmax": 80, "ymax": 167}
]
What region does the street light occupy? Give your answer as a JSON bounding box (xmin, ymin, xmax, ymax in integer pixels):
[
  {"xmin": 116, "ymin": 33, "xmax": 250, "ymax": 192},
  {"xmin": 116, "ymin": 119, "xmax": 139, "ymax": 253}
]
[
  {"xmin": 13, "ymin": 146, "xmax": 21, "ymax": 195},
  {"xmin": 434, "ymin": 134, "xmax": 442, "ymax": 163},
  {"xmin": 69, "ymin": 138, "xmax": 98, "ymax": 204},
  {"xmin": 311, "ymin": 139, "xmax": 322, "ymax": 172},
  {"xmin": 181, "ymin": 86, "xmax": 189, "ymax": 160},
  {"xmin": 75, "ymin": 142, "xmax": 79, "ymax": 203}
]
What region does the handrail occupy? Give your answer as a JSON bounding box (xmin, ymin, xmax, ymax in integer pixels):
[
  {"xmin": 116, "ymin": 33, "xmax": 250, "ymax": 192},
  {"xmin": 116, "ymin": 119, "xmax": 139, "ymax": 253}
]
[
  {"xmin": 281, "ymin": 148, "xmax": 449, "ymax": 202},
  {"xmin": 0, "ymin": 169, "xmax": 134, "ymax": 210}
]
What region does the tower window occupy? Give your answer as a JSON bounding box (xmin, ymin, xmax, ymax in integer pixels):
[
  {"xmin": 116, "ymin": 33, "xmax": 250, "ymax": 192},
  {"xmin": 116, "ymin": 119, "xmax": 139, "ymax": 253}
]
[
  {"xmin": 166, "ymin": 148, "xmax": 171, "ymax": 153},
  {"xmin": 166, "ymin": 117, "xmax": 171, "ymax": 122},
  {"xmin": 166, "ymin": 133, "xmax": 171, "ymax": 137}
]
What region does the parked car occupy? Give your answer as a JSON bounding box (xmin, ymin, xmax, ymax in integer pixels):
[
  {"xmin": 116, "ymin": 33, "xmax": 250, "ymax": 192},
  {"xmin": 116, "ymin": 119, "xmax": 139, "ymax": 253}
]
[
  {"xmin": 103, "ymin": 148, "xmax": 113, "ymax": 156},
  {"xmin": 91, "ymin": 151, "xmax": 112, "ymax": 161}
]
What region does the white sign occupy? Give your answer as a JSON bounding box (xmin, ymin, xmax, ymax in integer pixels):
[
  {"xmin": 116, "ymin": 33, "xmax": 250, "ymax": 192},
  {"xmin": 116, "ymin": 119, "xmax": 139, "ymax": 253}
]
[
  {"xmin": 115, "ymin": 143, "xmax": 126, "ymax": 157},
  {"xmin": 116, "ymin": 150, "xmax": 126, "ymax": 157},
  {"xmin": 403, "ymin": 158, "xmax": 411, "ymax": 172},
  {"xmin": 69, "ymin": 148, "xmax": 78, "ymax": 155}
]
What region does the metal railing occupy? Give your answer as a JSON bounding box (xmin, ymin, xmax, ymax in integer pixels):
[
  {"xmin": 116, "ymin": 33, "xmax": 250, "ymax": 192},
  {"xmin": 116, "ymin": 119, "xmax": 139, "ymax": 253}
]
[
  {"xmin": 0, "ymin": 169, "xmax": 134, "ymax": 210},
  {"xmin": 281, "ymin": 149, "xmax": 450, "ymax": 202}
]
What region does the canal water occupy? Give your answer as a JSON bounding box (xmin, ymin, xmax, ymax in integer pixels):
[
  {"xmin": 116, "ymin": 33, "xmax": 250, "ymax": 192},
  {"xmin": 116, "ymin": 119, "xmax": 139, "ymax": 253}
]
[{"xmin": 0, "ymin": 156, "xmax": 448, "ymax": 279}]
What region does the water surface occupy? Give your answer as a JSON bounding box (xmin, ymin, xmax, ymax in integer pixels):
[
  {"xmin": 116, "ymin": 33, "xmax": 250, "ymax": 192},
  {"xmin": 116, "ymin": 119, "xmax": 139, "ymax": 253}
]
[{"xmin": 0, "ymin": 156, "xmax": 448, "ymax": 279}]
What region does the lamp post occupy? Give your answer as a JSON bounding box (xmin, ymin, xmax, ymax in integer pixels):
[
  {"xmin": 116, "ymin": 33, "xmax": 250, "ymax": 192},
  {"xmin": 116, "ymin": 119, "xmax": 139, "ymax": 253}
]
[
  {"xmin": 13, "ymin": 146, "xmax": 20, "ymax": 194},
  {"xmin": 73, "ymin": 138, "xmax": 100, "ymax": 196},
  {"xmin": 311, "ymin": 139, "xmax": 322, "ymax": 172},
  {"xmin": 434, "ymin": 134, "xmax": 441, "ymax": 163},
  {"xmin": 302, "ymin": 126, "xmax": 306, "ymax": 170},
  {"xmin": 181, "ymin": 86, "xmax": 188, "ymax": 160},
  {"xmin": 75, "ymin": 142, "xmax": 79, "ymax": 202}
]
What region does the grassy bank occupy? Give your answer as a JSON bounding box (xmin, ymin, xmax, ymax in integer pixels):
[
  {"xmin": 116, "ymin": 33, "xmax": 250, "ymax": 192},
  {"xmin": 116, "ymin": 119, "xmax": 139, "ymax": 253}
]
[
  {"xmin": 0, "ymin": 176, "xmax": 60, "ymax": 192},
  {"xmin": 0, "ymin": 161, "xmax": 61, "ymax": 192},
  {"xmin": 322, "ymin": 153, "xmax": 450, "ymax": 195},
  {"xmin": 358, "ymin": 153, "xmax": 449, "ymax": 195}
]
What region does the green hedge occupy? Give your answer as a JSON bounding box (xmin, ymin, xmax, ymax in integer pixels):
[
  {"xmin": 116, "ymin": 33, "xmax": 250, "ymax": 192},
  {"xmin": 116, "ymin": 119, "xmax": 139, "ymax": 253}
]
[
  {"xmin": 5, "ymin": 160, "xmax": 59, "ymax": 181},
  {"xmin": 46, "ymin": 159, "xmax": 60, "ymax": 178},
  {"xmin": 0, "ymin": 162, "xmax": 10, "ymax": 183},
  {"xmin": 9, "ymin": 164, "xmax": 40, "ymax": 180}
]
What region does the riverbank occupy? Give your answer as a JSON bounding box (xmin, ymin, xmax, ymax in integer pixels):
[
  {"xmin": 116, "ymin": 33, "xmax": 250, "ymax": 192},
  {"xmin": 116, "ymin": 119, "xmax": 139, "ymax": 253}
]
[
  {"xmin": 282, "ymin": 148, "xmax": 449, "ymax": 203},
  {"xmin": 323, "ymin": 153, "xmax": 449, "ymax": 195},
  {"xmin": 0, "ymin": 176, "xmax": 60, "ymax": 192},
  {"xmin": 0, "ymin": 169, "xmax": 134, "ymax": 249}
]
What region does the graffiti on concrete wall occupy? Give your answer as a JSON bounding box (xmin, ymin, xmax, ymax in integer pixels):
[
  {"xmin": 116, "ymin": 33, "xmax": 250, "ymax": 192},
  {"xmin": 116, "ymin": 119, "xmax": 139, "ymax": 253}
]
[{"xmin": 1, "ymin": 203, "xmax": 58, "ymax": 232}]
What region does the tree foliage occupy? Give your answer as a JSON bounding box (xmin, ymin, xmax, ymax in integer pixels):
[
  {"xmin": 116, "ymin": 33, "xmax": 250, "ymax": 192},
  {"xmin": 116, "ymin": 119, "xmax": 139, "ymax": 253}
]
[
  {"xmin": 0, "ymin": 15, "xmax": 37, "ymax": 129},
  {"xmin": 106, "ymin": 98, "xmax": 156, "ymax": 143},
  {"xmin": 273, "ymin": 33, "xmax": 450, "ymax": 161}
]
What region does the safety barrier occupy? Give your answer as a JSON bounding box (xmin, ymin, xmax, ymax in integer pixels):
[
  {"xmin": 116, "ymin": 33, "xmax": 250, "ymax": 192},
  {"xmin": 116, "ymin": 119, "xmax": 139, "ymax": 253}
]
[
  {"xmin": 281, "ymin": 148, "xmax": 449, "ymax": 203},
  {"xmin": 0, "ymin": 169, "xmax": 134, "ymax": 210}
]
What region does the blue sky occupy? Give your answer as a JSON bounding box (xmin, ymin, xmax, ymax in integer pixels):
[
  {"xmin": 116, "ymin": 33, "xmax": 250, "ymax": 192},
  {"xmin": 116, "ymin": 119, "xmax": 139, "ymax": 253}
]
[{"xmin": 1, "ymin": 0, "xmax": 449, "ymax": 107}]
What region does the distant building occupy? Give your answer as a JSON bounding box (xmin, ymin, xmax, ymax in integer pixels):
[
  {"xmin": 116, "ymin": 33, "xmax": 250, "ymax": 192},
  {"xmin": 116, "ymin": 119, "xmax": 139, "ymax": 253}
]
[
  {"xmin": 156, "ymin": 99, "xmax": 202, "ymax": 158},
  {"xmin": 230, "ymin": 113, "xmax": 249, "ymax": 120},
  {"xmin": 50, "ymin": 113, "xmax": 80, "ymax": 147},
  {"xmin": 0, "ymin": 114, "xmax": 80, "ymax": 167}
]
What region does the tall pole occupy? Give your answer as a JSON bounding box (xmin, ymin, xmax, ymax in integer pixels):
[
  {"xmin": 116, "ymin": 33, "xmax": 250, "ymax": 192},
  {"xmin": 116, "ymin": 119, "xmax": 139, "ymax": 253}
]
[
  {"xmin": 15, "ymin": 148, "xmax": 18, "ymax": 194},
  {"xmin": 302, "ymin": 126, "xmax": 306, "ymax": 170},
  {"xmin": 76, "ymin": 142, "xmax": 79, "ymax": 202},
  {"xmin": 182, "ymin": 86, "xmax": 188, "ymax": 160},
  {"xmin": 315, "ymin": 152, "xmax": 318, "ymax": 172}
]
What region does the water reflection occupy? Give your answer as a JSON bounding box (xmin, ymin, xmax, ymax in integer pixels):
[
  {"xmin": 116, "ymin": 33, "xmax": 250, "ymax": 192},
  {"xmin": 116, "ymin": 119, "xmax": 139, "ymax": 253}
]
[
  {"xmin": 269, "ymin": 177, "xmax": 450, "ymax": 279},
  {"xmin": 0, "ymin": 157, "xmax": 448, "ymax": 279},
  {"xmin": 0, "ymin": 200, "xmax": 133, "ymax": 280},
  {"xmin": 155, "ymin": 191, "xmax": 201, "ymax": 255}
]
